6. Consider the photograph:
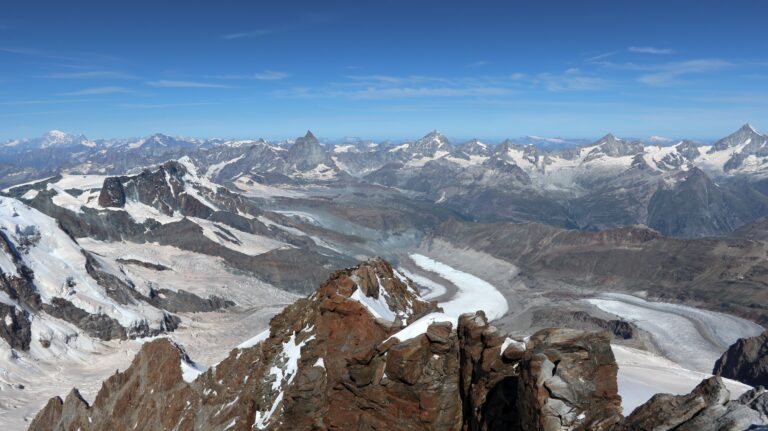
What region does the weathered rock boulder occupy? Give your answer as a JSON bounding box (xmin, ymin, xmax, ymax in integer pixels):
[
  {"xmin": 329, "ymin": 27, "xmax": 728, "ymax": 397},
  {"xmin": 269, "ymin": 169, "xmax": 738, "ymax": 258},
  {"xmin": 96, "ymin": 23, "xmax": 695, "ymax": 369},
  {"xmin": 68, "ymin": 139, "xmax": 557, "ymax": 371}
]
[
  {"xmin": 713, "ymin": 330, "xmax": 768, "ymax": 388},
  {"xmin": 517, "ymin": 328, "xmax": 622, "ymax": 431},
  {"xmin": 30, "ymin": 258, "xmax": 624, "ymax": 431}
]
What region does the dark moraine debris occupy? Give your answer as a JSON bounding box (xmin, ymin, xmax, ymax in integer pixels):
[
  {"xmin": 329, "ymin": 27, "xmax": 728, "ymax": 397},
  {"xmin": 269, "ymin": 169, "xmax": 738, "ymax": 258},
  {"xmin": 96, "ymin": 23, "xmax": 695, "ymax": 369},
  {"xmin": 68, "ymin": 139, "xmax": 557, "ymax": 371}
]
[{"xmin": 115, "ymin": 258, "xmax": 171, "ymax": 271}]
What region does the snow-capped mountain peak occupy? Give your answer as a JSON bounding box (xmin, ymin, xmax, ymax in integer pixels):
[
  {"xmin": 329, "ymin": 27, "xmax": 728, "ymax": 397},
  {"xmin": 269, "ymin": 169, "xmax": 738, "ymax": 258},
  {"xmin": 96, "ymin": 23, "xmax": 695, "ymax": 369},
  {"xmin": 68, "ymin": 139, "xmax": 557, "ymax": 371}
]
[
  {"xmin": 46, "ymin": 130, "xmax": 68, "ymax": 140},
  {"xmin": 648, "ymin": 135, "xmax": 673, "ymax": 144},
  {"xmin": 709, "ymin": 123, "xmax": 765, "ymax": 153},
  {"xmin": 41, "ymin": 130, "xmax": 88, "ymax": 148},
  {"xmin": 409, "ymin": 130, "xmax": 452, "ymax": 156}
]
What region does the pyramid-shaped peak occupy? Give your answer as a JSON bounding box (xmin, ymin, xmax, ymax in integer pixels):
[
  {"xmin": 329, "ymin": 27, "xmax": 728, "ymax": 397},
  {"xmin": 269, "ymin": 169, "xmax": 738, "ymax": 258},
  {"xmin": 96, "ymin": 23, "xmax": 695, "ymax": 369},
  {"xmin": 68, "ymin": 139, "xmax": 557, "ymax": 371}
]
[
  {"xmin": 422, "ymin": 129, "xmax": 449, "ymax": 140},
  {"xmin": 599, "ymin": 133, "xmax": 619, "ymax": 142},
  {"xmin": 710, "ymin": 123, "xmax": 765, "ymax": 152},
  {"xmin": 411, "ymin": 130, "xmax": 451, "ymax": 153},
  {"xmin": 740, "ymin": 123, "xmax": 760, "ymax": 134},
  {"xmin": 304, "ymin": 130, "xmax": 317, "ymax": 141}
]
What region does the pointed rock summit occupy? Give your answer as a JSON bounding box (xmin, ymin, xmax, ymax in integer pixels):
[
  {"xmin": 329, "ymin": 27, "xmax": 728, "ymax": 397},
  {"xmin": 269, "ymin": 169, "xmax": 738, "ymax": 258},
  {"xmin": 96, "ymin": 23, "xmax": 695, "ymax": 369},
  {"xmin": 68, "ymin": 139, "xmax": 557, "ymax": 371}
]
[
  {"xmin": 303, "ymin": 130, "xmax": 318, "ymax": 143},
  {"xmin": 409, "ymin": 130, "xmax": 452, "ymax": 157}
]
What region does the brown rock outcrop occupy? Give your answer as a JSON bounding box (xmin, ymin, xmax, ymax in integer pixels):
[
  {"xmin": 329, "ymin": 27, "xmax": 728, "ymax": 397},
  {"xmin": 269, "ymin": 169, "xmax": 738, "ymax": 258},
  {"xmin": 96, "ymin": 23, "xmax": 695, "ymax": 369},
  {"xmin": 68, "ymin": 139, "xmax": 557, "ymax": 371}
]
[{"xmin": 30, "ymin": 258, "xmax": 625, "ymax": 431}]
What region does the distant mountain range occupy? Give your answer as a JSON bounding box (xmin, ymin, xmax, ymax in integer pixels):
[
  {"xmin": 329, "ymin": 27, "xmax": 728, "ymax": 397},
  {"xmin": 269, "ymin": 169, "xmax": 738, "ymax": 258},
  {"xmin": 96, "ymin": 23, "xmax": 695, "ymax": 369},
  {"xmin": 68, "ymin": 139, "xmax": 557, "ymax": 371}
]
[{"xmin": 2, "ymin": 124, "xmax": 768, "ymax": 239}]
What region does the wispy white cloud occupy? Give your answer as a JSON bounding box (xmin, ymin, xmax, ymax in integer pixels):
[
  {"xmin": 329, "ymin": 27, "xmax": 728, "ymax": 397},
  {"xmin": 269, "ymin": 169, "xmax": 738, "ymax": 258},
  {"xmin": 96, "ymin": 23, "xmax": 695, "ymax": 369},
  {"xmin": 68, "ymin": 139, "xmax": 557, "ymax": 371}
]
[
  {"xmin": 116, "ymin": 102, "xmax": 218, "ymax": 109},
  {"xmin": 275, "ymin": 73, "xmax": 523, "ymax": 99},
  {"xmin": 637, "ymin": 59, "xmax": 731, "ymax": 86},
  {"xmin": 629, "ymin": 46, "xmax": 673, "ymax": 55},
  {"xmin": 467, "ymin": 60, "xmax": 489, "ymax": 68},
  {"xmin": 0, "ymin": 47, "xmax": 124, "ymax": 64},
  {"xmin": 585, "ymin": 51, "xmax": 618, "ymax": 62},
  {"xmin": 220, "ymin": 13, "xmax": 334, "ymax": 41},
  {"xmin": 252, "ymin": 70, "xmax": 288, "ymax": 80},
  {"xmin": 210, "ymin": 71, "xmax": 288, "ymax": 80},
  {"xmin": 58, "ymin": 86, "xmax": 132, "ymax": 96},
  {"xmin": 221, "ymin": 29, "xmax": 272, "ymax": 40},
  {"xmin": 535, "ymin": 68, "xmax": 609, "ymax": 91},
  {"xmin": 0, "ymin": 110, "xmax": 76, "ymax": 118},
  {"xmin": 0, "ymin": 98, "xmax": 94, "ymax": 105},
  {"xmin": 587, "ymin": 57, "xmax": 735, "ymax": 86},
  {"xmin": 37, "ymin": 70, "xmax": 137, "ymax": 79},
  {"xmin": 348, "ymin": 86, "xmax": 512, "ymax": 99},
  {"xmin": 276, "ymin": 86, "xmax": 514, "ymax": 100},
  {"xmin": 146, "ymin": 80, "xmax": 230, "ymax": 88},
  {"xmin": 346, "ymin": 75, "xmax": 409, "ymax": 84},
  {"xmin": 0, "ymin": 46, "xmax": 80, "ymax": 62}
]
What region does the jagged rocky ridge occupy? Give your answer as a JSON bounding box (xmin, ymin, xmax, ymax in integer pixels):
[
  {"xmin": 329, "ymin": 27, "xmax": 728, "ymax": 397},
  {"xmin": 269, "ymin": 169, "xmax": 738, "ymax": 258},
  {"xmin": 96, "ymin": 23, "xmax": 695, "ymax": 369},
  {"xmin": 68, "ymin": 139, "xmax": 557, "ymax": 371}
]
[{"xmin": 29, "ymin": 258, "xmax": 768, "ymax": 430}]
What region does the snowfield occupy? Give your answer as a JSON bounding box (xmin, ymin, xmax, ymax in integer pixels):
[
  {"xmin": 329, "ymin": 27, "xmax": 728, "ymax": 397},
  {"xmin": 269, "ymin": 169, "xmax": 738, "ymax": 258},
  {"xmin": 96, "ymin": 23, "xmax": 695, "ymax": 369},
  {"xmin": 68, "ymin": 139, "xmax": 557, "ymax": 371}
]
[
  {"xmin": 396, "ymin": 267, "xmax": 447, "ymax": 300},
  {"xmin": 388, "ymin": 254, "xmax": 508, "ymax": 342}
]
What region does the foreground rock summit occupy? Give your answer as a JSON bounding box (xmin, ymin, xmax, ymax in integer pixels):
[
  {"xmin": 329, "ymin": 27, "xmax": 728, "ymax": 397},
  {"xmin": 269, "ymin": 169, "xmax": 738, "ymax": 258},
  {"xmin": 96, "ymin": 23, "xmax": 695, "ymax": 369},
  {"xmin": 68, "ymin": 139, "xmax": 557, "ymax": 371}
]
[{"xmin": 30, "ymin": 258, "xmax": 768, "ymax": 430}]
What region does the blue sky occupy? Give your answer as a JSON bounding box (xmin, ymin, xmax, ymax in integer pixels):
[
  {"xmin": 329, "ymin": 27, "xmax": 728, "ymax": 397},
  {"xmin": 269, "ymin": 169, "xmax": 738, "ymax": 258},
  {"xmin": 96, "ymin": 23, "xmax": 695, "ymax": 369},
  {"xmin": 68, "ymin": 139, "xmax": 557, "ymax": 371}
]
[{"xmin": 1, "ymin": 0, "xmax": 767, "ymax": 141}]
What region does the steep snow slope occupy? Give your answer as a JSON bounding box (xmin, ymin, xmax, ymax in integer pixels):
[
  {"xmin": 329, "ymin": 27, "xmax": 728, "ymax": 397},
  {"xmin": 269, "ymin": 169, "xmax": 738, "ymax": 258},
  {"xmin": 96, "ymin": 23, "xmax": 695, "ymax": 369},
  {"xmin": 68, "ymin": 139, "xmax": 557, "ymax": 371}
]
[{"xmin": 0, "ymin": 197, "xmax": 166, "ymax": 329}]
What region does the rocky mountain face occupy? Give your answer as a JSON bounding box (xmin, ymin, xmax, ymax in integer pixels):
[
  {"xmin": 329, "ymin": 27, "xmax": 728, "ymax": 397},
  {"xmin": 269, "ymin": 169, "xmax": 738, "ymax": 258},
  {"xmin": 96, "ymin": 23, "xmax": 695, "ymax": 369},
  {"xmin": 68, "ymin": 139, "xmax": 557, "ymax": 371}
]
[
  {"xmin": 713, "ymin": 330, "xmax": 768, "ymax": 387},
  {"xmin": 30, "ymin": 258, "xmax": 626, "ymax": 431},
  {"xmin": 29, "ymin": 258, "xmax": 768, "ymax": 430}
]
